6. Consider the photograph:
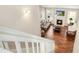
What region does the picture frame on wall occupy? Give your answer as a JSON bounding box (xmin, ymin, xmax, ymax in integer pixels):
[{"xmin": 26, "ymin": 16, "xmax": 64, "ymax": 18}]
[{"xmin": 56, "ymin": 9, "xmax": 65, "ymax": 16}]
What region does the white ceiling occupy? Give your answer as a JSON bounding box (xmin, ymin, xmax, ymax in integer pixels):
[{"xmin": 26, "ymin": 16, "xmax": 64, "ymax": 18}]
[{"xmin": 41, "ymin": 5, "xmax": 79, "ymax": 9}]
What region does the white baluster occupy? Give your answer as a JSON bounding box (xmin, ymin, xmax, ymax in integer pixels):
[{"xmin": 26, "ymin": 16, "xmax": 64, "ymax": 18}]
[
  {"xmin": 37, "ymin": 42, "xmax": 39, "ymax": 53},
  {"xmin": 0, "ymin": 41, "xmax": 4, "ymax": 48},
  {"xmin": 40, "ymin": 42, "xmax": 45, "ymax": 53},
  {"xmin": 4, "ymin": 41, "xmax": 9, "ymax": 50},
  {"xmin": 15, "ymin": 41, "xmax": 22, "ymax": 53},
  {"xmin": 32, "ymin": 42, "xmax": 35, "ymax": 53},
  {"xmin": 25, "ymin": 42, "xmax": 29, "ymax": 53}
]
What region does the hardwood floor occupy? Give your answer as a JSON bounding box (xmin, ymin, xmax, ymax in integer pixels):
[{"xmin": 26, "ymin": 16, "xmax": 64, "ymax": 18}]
[{"xmin": 44, "ymin": 25, "xmax": 76, "ymax": 53}]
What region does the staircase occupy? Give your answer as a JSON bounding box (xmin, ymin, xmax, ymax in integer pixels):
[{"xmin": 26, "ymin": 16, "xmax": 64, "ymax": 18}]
[{"xmin": 0, "ymin": 26, "xmax": 55, "ymax": 53}]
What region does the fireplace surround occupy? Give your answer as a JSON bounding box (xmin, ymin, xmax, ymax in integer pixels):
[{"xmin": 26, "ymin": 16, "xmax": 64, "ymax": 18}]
[{"xmin": 57, "ymin": 20, "xmax": 62, "ymax": 25}]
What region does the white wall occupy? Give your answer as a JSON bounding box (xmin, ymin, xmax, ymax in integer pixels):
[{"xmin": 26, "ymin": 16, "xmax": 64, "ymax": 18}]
[
  {"xmin": 41, "ymin": 7, "xmax": 79, "ymax": 26},
  {"xmin": 41, "ymin": 7, "xmax": 67, "ymax": 26},
  {"xmin": 53, "ymin": 8, "xmax": 67, "ymax": 26},
  {"xmin": 73, "ymin": 19, "xmax": 79, "ymax": 53},
  {"xmin": 0, "ymin": 5, "xmax": 41, "ymax": 36}
]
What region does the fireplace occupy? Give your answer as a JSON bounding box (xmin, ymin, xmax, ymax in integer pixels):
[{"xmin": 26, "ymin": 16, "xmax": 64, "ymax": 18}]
[{"xmin": 57, "ymin": 20, "xmax": 62, "ymax": 25}]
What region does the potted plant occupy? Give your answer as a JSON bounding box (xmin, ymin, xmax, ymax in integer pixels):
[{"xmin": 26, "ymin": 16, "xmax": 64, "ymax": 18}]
[{"xmin": 69, "ymin": 18, "xmax": 74, "ymax": 25}]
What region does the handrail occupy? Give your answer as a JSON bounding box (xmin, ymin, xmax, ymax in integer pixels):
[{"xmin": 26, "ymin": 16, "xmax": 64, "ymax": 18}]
[{"xmin": 0, "ymin": 26, "xmax": 53, "ymax": 42}]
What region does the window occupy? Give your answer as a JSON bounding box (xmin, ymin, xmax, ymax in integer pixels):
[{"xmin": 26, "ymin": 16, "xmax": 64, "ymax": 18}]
[{"xmin": 67, "ymin": 11, "xmax": 77, "ymax": 24}]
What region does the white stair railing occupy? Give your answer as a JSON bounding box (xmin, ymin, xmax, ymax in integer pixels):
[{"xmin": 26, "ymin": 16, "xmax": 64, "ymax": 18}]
[{"xmin": 0, "ymin": 27, "xmax": 55, "ymax": 53}]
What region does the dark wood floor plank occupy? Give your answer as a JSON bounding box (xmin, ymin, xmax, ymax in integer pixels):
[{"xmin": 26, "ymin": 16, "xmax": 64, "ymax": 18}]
[{"xmin": 44, "ymin": 26, "xmax": 75, "ymax": 53}]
